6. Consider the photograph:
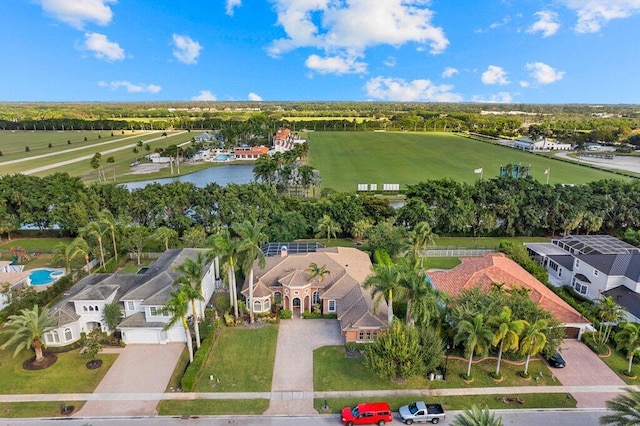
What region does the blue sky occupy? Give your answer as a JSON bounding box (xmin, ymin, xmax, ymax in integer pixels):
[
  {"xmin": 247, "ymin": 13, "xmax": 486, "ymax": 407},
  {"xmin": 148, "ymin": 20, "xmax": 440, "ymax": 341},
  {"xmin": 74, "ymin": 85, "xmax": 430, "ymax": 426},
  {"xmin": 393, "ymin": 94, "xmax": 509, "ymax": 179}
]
[{"xmin": 2, "ymin": 0, "xmax": 640, "ymax": 103}]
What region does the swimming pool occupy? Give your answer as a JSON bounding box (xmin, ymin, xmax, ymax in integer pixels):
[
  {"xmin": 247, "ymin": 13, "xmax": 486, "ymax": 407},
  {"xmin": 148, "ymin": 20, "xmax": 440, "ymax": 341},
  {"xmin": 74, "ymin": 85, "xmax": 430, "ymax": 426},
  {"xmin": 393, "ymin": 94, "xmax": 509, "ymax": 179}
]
[
  {"xmin": 29, "ymin": 269, "xmax": 65, "ymax": 286},
  {"xmin": 213, "ymin": 154, "xmax": 235, "ymax": 162}
]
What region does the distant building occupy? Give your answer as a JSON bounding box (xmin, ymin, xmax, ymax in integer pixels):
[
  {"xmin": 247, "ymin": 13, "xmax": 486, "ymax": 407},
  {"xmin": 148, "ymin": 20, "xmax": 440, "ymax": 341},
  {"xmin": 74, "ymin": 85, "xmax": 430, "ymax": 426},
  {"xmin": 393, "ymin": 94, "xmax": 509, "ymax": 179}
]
[
  {"xmin": 513, "ymin": 136, "xmax": 572, "ymax": 152},
  {"xmin": 234, "ymin": 145, "xmax": 269, "ymax": 160}
]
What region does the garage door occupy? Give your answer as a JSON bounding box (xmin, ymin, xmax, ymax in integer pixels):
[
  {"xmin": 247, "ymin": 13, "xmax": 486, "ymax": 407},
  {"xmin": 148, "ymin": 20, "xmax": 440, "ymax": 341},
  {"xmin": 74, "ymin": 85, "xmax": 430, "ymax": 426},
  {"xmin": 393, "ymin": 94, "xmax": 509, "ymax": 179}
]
[
  {"xmin": 123, "ymin": 329, "xmax": 162, "ymax": 344},
  {"xmin": 564, "ymin": 327, "xmax": 580, "ymax": 339}
]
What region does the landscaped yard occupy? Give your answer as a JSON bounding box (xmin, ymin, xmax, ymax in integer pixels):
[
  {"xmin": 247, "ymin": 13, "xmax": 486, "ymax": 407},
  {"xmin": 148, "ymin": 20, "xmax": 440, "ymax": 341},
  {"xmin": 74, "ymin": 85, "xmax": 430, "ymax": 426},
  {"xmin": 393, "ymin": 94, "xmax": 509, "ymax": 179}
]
[
  {"xmin": 0, "ymin": 401, "xmax": 86, "ymax": 418},
  {"xmin": 195, "ymin": 325, "xmax": 278, "ymax": 392},
  {"xmin": 595, "ymin": 345, "xmax": 640, "ymax": 385},
  {"xmin": 156, "ymin": 399, "xmax": 270, "ymax": 416},
  {"xmin": 314, "ymin": 346, "xmax": 558, "ymax": 392},
  {"xmin": 0, "ymin": 349, "xmax": 117, "ymax": 394}
]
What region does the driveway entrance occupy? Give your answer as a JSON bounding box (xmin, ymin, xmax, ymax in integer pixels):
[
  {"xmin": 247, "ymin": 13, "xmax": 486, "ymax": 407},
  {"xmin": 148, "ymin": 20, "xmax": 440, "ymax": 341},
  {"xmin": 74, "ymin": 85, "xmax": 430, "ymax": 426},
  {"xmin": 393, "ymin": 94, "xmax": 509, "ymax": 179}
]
[
  {"xmin": 551, "ymin": 340, "xmax": 625, "ymax": 408},
  {"xmin": 75, "ymin": 343, "xmax": 184, "ymax": 417}
]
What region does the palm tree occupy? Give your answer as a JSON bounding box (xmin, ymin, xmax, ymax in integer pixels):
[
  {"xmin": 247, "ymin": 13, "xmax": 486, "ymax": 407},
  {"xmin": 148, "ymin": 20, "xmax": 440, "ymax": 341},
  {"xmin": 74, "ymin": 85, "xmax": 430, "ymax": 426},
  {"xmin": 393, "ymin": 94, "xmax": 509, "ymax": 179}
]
[
  {"xmin": 408, "ymin": 221, "xmax": 437, "ymax": 266},
  {"xmin": 364, "ymin": 262, "xmax": 400, "ymax": 326},
  {"xmin": 175, "ymin": 252, "xmax": 206, "ymax": 349},
  {"xmin": 233, "ymin": 221, "xmax": 268, "ymax": 324},
  {"xmin": 519, "ymin": 319, "xmax": 548, "ymax": 376},
  {"xmin": 454, "ymin": 313, "xmax": 494, "ymax": 378},
  {"xmin": 315, "ymin": 214, "xmax": 342, "ymax": 243},
  {"xmin": 207, "ymin": 229, "xmax": 241, "ymax": 319},
  {"xmin": 488, "ymin": 306, "xmax": 526, "ymax": 377},
  {"xmin": 51, "ymin": 239, "xmax": 87, "ymax": 274},
  {"xmin": 71, "ymin": 237, "xmax": 91, "ymax": 273},
  {"xmin": 351, "ymin": 218, "xmax": 373, "ymax": 245},
  {"xmin": 397, "ymin": 256, "xmax": 434, "ymax": 326},
  {"xmin": 163, "ymin": 285, "xmax": 193, "ymax": 363},
  {"xmin": 0, "ymin": 305, "xmax": 55, "ymax": 365},
  {"xmin": 152, "ymin": 226, "xmax": 178, "ymax": 251},
  {"xmin": 306, "ymin": 262, "xmax": 330, "ymax": 283},
  {"xmin": 600, "ymin": 388, "xmax": 640, "ymax": 425},
  {"xmin": 593, "ymin": 296, "xmax": 624, "ymax": 347},
  {"xmin": 99, "ymin": 209, "xmax": 119, "ymax": 264},
  {"xmin": 615, "ymin": 322, "xmax": 640, "ymax": 375},
  {"xmin": 452, "ymin": 405, "xmax": 503, "ymax": 426},
  {"xmin": 80, "ymin": 220, "xmax": 109, "ymax": 267}
]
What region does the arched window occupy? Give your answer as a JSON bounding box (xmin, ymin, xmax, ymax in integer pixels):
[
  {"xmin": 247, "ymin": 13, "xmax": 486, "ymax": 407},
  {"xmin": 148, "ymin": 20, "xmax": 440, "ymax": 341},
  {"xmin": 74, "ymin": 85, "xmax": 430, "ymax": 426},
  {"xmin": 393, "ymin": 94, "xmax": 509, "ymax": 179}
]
[
  {"xmin": 64, "ymin": 328, "xmax": 73, "ymax": 341},
  {"xmin": 83, "ymin": 306, "xmax": 88, "ymax": 312},
  {"xmin": 46, "ymin": 330, "xmax": 60, "ymax": 344},
  {"xmin": 264, "ymin": 298, "xmax": 271, "ymax": 311},
  {"xmin": 273, "ymin": 291, "xmax": 282, "ymax": 305},
  {"xmin": 312, "ymin": 291, "xmax": 320, "ymax": 305},
  {"xmin": 253, "ymin": 300, "xmax": 262, "ymax": 312}
]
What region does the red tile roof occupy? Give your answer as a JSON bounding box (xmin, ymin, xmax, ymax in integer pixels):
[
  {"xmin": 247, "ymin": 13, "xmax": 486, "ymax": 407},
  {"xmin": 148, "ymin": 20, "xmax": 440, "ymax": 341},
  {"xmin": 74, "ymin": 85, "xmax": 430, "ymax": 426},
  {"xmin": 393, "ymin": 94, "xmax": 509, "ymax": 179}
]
[{"xmin": 427, "ymin": 252, "xmax": 589, "ymax": 325}]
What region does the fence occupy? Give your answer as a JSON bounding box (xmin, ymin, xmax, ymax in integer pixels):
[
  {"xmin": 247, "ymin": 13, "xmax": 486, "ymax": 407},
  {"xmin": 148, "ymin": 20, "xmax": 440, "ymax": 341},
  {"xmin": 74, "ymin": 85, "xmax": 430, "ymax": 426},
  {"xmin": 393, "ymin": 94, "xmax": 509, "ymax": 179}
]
[
  {"xmin": 424, "ymin": 248, "xmax": 496, "ymax": 257},
  {"xmin": 127, "ymin": 252, "xmax": 163, "ymax": 261}
]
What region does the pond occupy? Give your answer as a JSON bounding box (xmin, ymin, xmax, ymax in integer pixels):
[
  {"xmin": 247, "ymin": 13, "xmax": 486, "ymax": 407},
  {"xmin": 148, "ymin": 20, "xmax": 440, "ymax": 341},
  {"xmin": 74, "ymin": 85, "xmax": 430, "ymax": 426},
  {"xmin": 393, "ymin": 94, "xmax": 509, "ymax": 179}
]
[{"xmin": 122, "ymin": 164, "xmax": 255, "ymax": 190}]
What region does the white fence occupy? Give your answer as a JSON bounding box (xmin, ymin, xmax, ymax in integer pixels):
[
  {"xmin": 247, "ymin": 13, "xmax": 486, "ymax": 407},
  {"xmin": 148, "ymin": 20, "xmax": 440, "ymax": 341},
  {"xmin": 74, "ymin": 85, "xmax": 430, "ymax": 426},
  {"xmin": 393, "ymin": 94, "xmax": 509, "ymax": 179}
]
[{"xmin": 424, "ymin": 248, "xmax": 496, "ymax": 257}]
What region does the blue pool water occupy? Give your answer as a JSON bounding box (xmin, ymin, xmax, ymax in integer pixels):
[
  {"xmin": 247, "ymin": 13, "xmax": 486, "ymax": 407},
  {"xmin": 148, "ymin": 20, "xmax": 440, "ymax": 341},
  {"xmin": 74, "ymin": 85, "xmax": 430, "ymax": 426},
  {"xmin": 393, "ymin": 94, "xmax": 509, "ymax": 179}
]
[
  {"xmin": 29, "ymin": 269, "xmax": 64, "ymax": 286},
  {"xmin": 214, "ymin": 154, "xmax": 232, "ymax": 161}
]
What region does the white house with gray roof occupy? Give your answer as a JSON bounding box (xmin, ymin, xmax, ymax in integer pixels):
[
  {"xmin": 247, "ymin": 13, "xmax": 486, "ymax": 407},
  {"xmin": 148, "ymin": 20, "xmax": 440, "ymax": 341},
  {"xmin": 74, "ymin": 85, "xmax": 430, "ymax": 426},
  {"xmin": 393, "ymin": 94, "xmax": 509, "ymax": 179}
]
[
  {"xmin": 44, "ymin": 249, "xmax": 216, "ymax": 347},
  {"xmin": 526, "ymin": 235, "xmax": 640, "ymax": 321}
]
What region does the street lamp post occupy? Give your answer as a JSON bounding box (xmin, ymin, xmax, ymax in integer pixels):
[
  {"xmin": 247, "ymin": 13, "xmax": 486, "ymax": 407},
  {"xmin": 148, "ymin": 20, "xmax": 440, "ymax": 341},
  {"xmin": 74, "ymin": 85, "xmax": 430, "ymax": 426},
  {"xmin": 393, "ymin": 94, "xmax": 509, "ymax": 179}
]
[{"xmin": 444, "ymin": 344, "xmax": 450, "ymax": 380}]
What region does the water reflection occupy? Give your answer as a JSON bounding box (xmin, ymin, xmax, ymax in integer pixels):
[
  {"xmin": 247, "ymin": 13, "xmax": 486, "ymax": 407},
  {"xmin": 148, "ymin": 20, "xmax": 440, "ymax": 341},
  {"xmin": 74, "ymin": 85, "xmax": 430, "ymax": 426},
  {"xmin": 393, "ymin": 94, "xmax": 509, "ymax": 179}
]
[{"xmin": 122, "ymin": 164, "xmax": 255, "ymax": 190}]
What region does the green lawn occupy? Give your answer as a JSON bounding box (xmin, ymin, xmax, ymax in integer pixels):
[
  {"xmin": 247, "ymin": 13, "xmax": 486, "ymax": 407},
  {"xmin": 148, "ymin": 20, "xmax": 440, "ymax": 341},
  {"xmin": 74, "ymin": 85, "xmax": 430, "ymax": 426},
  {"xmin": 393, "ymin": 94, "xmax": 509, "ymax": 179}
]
[
  {"xmin": 156, "ymin": 399, "xmax": 270, "ymax": 415},
  {"xmin": 0, "ymin": 349, "xmax": 117, "ymax": 394},
  {"xmin": 0, "ymin": 238, "xmax": 74, "ymax": 252},
  {"xmin": 314, "ymin": 393, "xmax": 576, "ymax": 414},
  {"xmin": 595, "ymin": 345, "xmax": 640, "ymax": 385},
  {"xmin": 423, "ymin": 257, "xmax": 461, "ymax": 270},
  {"xmin": 309, "ymin": 132, "xmax": 629, "ymax": 192},
  {"xmin": 314, "ymin": 346, "xmax": 557, "ymax": 391},
  {"xmin": 433, "ymin": 236, "xmax": 551, "ymax": 249},
  {"xmin": 0, "ymin": 401, "xmax": 86, "ymax": 418},
  {"xmin": 195, "ymin": 325, "xmax": 278, "ymax": 392}
]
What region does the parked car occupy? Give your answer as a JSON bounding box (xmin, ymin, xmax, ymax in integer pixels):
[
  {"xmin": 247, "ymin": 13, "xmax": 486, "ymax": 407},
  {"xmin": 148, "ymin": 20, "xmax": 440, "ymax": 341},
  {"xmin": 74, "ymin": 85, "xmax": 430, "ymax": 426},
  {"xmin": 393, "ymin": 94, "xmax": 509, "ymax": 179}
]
[
  {"xmin": 341, "ymin": 402, "xmax": 393, "ymax": 426},
  {"xmin": 399, "ymin": 401, "xmax": 446, "ymax": 424},
  {"xmin": 545, "ymin": 352, "xmax": 566, "ymax": 368}
]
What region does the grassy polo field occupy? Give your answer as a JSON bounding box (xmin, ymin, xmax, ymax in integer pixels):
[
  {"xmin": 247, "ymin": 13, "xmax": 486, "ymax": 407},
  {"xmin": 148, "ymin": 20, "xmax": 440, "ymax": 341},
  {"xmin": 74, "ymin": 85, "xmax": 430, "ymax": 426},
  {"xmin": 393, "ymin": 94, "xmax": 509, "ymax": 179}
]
[{"xmin": 308, "ymin": 131, "xmax": 631, "ymax": 192}]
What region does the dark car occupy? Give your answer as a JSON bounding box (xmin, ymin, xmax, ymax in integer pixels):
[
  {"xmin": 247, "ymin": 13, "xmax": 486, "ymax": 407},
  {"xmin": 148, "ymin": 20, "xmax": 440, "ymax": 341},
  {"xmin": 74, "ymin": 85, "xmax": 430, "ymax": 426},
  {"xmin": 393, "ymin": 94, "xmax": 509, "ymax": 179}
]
[{"xmin": 545, "ymin": 352, "xmax": 566, "ymax": 368}]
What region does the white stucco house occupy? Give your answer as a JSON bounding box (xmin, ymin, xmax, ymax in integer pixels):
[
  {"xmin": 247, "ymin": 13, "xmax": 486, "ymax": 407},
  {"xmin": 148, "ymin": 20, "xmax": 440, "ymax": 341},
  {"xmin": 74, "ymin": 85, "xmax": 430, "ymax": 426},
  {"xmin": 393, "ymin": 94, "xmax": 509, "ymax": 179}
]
[
  {"xmin": 513, "ymin": 136, "xmax": 572, "ymax": 152},
  {"xmin": 526, "ymin": 235, "xmax": 640, "ymax": 322},
  {"xmin": 43, "ymin": 249, "xmax": 217, "ymax": 347}
]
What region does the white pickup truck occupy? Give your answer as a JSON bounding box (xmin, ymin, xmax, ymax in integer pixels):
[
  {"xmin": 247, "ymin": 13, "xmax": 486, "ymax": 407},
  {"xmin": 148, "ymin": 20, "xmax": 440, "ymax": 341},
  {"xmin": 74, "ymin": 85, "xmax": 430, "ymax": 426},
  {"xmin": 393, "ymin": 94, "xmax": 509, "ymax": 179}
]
[{"xmin": 398, "ymin": 401, "xmax": 446, "ymax": 424}]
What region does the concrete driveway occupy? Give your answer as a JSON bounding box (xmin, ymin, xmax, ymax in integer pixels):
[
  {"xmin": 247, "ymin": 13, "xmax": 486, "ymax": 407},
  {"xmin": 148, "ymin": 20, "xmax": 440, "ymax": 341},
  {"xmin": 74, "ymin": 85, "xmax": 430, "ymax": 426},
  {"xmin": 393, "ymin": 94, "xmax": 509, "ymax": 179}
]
[
  {"xmin": 550, "ymin": 340, "xmax": 625, "ymax": 408},
  {"xmin": 265, "ymin": 319, "xmax": 344, "ymax": 415},
  {"xmin": 75, "ymin": 343, "xmax": 184, "ymax": 417}
]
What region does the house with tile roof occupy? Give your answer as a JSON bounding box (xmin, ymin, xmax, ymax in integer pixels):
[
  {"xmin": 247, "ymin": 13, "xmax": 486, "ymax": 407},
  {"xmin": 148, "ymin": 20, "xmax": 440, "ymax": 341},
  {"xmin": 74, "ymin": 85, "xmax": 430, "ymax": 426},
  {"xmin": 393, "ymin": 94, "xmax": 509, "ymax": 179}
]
[
  {"xmin": 241, "ymin": 246, "xmax": 388, "ymax": 343},
  {"xmin": 427, "ymin": 252, "xmax": 591, "ymax": 339},
  {"xmin": 0, "ymin": 261, "xmax": 30, "ymax": 311},
  {"xmin": 526, "ymin": 234, "xmax": 640, "ymax": 321},
  {"xmin": 234, "ymin": 145, "xmax": 269, "ymax": 159},
  {"xmin": 43, "ymin": 249, "xmax": 216, "ymax": 347}
]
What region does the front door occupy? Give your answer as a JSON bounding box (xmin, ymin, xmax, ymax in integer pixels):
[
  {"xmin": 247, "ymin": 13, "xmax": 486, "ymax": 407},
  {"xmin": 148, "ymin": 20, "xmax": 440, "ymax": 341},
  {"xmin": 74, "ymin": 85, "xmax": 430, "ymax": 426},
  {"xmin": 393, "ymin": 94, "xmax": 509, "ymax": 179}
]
[{"xmin": 292, "ymin": 297, "xmax": 301, "ymax": 318}]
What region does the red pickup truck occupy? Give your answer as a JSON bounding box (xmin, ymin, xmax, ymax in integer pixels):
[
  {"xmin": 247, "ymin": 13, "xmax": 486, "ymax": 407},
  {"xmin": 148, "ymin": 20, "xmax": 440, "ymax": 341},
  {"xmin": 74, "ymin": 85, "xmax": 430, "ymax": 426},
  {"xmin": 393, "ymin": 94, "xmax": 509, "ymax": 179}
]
[{"xmin": 341, "ymin": 402, "xmax": 393, "ymax": 426}]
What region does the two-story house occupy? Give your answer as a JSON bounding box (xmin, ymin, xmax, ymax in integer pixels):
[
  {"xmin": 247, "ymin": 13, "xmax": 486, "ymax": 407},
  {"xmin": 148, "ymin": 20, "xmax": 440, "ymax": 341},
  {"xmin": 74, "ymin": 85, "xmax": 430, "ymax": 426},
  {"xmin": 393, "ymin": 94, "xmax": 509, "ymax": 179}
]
[{"xmin": 43, "ymin": 249, "xmax": 216, "ymax": 347}]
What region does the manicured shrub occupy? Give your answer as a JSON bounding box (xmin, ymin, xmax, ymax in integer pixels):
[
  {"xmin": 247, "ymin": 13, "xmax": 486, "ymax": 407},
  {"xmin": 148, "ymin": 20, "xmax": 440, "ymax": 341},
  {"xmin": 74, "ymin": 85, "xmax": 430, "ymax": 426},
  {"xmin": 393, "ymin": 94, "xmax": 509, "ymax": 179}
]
[
  {"xmin": 280, "ymin": 309, "xmax": 292, "ymax": 319},
  {"xmin": 181, "ymin": 319, "xmax": 220, "ymax": 391}
]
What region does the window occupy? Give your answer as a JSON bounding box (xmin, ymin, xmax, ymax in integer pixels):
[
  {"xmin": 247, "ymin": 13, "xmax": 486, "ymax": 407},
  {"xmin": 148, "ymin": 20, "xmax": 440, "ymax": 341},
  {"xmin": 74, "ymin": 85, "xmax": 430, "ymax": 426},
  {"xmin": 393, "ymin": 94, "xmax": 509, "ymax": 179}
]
[
  {"xmin": 64, "ymin": 328, "xmax": 72, "ymax": 341},
  {"xmin": 46, "ymin": 330, "xmax": 60, "ymax": 344},
  {"xmin": 366, "ymin": 331, "xmax": 372, "ymax": 340},
  {"xmin": 328, "ymin": 300, "xmax": 336, "ymax": 312},
  {"xmin": 594, "ymin": 269, "xmax": 599, "ymax": 277},
  {"xmin": 83, "ymin": 306, "xmax": 88, "ymax": 312},
  {"xmin": 549, "ymin": 261, "xmax": 558, "ymax": 272},
  {"xmin": 558, "ymin": 269, "xmax": 562, "ymax": 277},
  {"xmin": 264, "ymin": 299, "xmax": 271, "ymax": 311},
  {"xmin": 359, "ymin": 331, "xmax": 364, "ymax": 341},
  {"xmin": 127, "ymin": 301, "xmax": 135, "ymax": 311},
  {"xmin": 150, "ymin": 306, "xmax": 158, "ymax": 316},
  {"xmin": 575, "ymin": 259, "xmax": 580, "ymax": 268},
  {"xmin": 253, "ymin": 300, "xmax": 262, "ymax": 312},
  {"xmin": 373, "ymin": 331, "xmax": 378, "ymax": 339},
  {"xmin": 273, "ymin": 292, "xmax": 282, "ymax": 305},
  {"xmin": 573, "ymin": 279, "xmax": 588, "ymax": 295},
  {"xmin": 312, "ymin": 291, "xmax": 320, "ymax": 305}
]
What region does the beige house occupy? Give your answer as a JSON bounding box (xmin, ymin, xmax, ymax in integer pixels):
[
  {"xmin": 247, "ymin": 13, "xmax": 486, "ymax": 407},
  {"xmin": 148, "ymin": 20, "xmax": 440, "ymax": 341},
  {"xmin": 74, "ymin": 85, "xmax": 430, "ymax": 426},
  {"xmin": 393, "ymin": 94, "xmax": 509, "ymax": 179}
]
[{"xmin": 241, "ymin": 246, "xmax": 388, "ymax": 343}]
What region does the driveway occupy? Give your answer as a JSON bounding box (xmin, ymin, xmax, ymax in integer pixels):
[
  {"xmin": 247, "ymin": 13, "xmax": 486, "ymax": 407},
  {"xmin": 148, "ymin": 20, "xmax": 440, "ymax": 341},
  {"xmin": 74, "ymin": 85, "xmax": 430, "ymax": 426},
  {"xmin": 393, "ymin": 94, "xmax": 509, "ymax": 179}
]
[
  {"xmin": 550, "ymin": 340, "xmax": 625, "ymax": 408},
  {"xmin": 265, "ymin": 319, "xmax": 344, "ymax": 415},
  {"xmin": 75, "ymin": 343, "xmax": 184, "ymax": 417}
]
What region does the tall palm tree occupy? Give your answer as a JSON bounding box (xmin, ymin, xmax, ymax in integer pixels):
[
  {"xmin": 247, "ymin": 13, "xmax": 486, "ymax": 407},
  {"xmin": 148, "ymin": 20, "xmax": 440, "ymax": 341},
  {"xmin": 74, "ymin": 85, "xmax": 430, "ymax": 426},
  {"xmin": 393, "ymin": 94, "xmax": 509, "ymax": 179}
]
[
  {"xmin": 163, "ymin": 285, "xmax": 193, "ymax": 363},
  {"xmin": 99, "ymin": 209, "xmax": 119, "ymax": 264},
  {"xmin": 315, "ymin": 214, "xmax": 342, "ymax": 243},
  {"xmin": 175, "ymin": 253, "xmax": 206, "ymax": 349},
  {"xmin": 80, "ymin": 220, "xmax": 109, "ymax": 267},
  {"xmin": 233, "ymin": 221, "xmax": 268, "ymax": 324},
  {"xmin": 0, "ymin": 305, "xmax": 55, "ymax": 364},
  {"xmin": 454, "ymin": 313, "xmax": 494, "ymax": 378},
  {"xmin": 51, "ymin": 239, "xmax": 87, "ymax": 274},
  {"xmin": 71, "ymin": 237, "xmax": 91, "ymax": 273},
  {"xmin": 397, "ymin": 256, "xmax": 434, "ymax": 326},
  {"xmin": 615, "ymin": 322, "xmax": 640, "ymax": 375},
  {"xmin": 488, "ymin": 306, "xmax": 526, "ymax": 377},
  {"xmin": 600, "ymin": 388, "xmax": 640, "ymax": 425},
  {"xmin": 306, "ymin": 262, "xmax": 330, "ymax": 283},
  {"xmin": 594, "ymin": 296, "xmax": 624, "ymax": 347},
  {"xmin": 364, "ymin": 262, "xmax": 400, "ymax": 326},
  {"xmin": 152, "ymin": 226, "xmax": 179, "ymax": 251},
  {"xmin": 452, "ymin": 405, "xmax": 503, "ymax": 426},
  {"xmin": 519, "ymin": 319, "xmax": 548, "ymax": 376},
  {"xmin": 207, "ymin": 229, "xmax": 241, "ymax": 319},
  {"xmin": 408, "ymin": 221, "xmax": 437, "ymax": 267}
]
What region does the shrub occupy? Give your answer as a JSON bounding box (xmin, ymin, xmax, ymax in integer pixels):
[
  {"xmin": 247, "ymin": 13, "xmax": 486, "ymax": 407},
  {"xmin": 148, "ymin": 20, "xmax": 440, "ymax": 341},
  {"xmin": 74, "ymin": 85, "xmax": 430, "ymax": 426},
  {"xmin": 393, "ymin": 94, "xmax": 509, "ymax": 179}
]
[
  {"xmin": 25, "ymin": 146, "xmax": 30, "ymax": 152},
  {"xmin": 67, "ymin": 139, "xmax": 71, "ymax": 144},
  {"xmin": 84, "ymin": 136, "xmax": 88, "ymax": 141},
  {"xmin": 582, "ymin": 331, "xmax": 609, "ymax": 355},
  {"xmin": 181, "ymin": 319, "xmax": 219, "ymax": 391},
  {"xmin": 280, "ymin": 309, "xmax": 292, "ymax": 319},
  {"xmin": 48, "ymin": 143, "xmax": 53, "ymax": 148}
]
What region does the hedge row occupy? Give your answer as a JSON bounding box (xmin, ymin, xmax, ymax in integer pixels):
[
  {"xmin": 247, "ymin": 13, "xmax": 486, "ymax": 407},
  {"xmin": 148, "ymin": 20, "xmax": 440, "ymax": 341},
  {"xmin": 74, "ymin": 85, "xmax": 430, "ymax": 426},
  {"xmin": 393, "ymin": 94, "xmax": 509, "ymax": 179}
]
[{"xmin": 181, "ymin": 319, "xmax": 220, "ymax": 392}]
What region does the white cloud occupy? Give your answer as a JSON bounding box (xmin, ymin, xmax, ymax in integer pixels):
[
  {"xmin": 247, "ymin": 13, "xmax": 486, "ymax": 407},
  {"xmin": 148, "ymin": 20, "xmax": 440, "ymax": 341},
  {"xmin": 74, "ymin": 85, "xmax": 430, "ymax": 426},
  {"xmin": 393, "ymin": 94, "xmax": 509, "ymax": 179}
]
[
  {"xmin": 248, "ymin": 92, "xmax": 263, "ymax": 101},
  {"xmin": 268, "ymin": 0, "xmax": 448, "ymax": 75},
  {"xmin": 98, "ymin": 80, "xmax": 161, "ymax": 93},
  {"xmin": 525, "ymin": 62, "xmax": 565, "ymax": 84},
  {"xmin": 226, "ymin": 0, "xmax": 242, "ymax": 16},
  {"xmin": 481, "ymin": 65, "xmax": 510, "ymax": 85},
  {"xmin": 475, "ymin": 16, "xmax": 511, "ymax": 33},
  {"xmin": 519, "ymin": 80, "xmax": 530, "ymax": 88},
  {"xmin": 37, "ymin": 0, "xmax": 116, "ymax": 29},
  {"xmin": 527, "ymin": 11, "xmax": 560, "ymax": 37},
  {"xmin": 384, "ymin": 56, "xmax": 396, "ymax": 67},
  {"xmin": 472, "ymin": 92, "xmax": 513, "ymax": 103},
  {"xmin": 561, "ymin": 0, "xmax": 640, "ymax": 33},
  {"xmin": 364, "ymin": 76, "xmax": 462, "ymax": 102},
  {"xmin": 172, "ymin": 34, "xmax": 202, "ymax": 65},
  {"xmin": 191, "ymin": 90, "xmax": 217, "ymax": 101},
  {"xmin": 83, "ymin": 32, "xmax": 124, "ymax": 61},
  {"xmin": 442, "ymin": 67, "xmax": 458, "ymax": 78},
  {"xmin": 305, "ymin": 54, "xmax": 367, "ymax": 75}
]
